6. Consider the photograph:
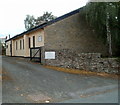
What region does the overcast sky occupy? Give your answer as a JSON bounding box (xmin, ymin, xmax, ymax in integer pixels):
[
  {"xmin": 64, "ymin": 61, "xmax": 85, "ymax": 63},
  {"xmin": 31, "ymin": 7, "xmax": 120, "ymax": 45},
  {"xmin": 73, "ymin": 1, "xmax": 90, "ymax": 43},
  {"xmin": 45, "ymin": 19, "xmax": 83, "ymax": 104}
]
[{"xmin": 0, "ymin": 0, "xmax": 88, "ymax": 38}]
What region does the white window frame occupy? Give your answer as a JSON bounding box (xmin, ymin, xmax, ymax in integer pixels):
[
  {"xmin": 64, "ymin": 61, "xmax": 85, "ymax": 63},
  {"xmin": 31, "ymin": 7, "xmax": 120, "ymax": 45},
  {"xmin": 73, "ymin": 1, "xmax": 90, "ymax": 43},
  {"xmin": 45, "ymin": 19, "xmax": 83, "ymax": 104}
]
[{"xmin": 38, "ymin": 36, "xmax": 42, "ymax": 42}]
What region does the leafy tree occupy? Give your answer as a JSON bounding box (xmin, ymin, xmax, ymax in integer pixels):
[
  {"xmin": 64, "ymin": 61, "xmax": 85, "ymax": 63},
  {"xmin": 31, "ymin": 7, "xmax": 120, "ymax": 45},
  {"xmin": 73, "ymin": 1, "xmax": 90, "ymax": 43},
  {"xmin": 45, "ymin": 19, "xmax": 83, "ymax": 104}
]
[
  {"xmin": 82, "ymin": 2, "xmax": 120, "ymax": 56},
  {"xmin": 35, "ymin": 12, "xmax": 57, "ymax": 26},
  {"xmin": 0, "ymin": 41, "xmax": 5, "ymax": 55},
  {"xmin": 24, "ymin": 12, "xmax": 56, "ymax": 30},
  {"xmin": 24, "ymin": 15, "xmax": 36, "ymax": 30}
]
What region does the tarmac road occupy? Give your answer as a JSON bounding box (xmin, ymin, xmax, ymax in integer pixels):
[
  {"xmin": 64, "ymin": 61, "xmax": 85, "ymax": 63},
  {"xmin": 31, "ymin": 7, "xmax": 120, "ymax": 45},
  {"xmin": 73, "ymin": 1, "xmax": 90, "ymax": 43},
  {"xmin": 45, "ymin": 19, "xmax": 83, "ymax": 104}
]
[{"xmin": 2, "ymin": 56, "xmax": 119, "ymax": 103}]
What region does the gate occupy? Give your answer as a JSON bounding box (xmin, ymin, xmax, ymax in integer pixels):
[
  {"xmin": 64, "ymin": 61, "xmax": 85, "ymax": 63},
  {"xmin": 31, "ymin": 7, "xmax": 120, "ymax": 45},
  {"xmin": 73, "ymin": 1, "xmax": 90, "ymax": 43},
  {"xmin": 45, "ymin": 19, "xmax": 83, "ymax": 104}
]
[{"xmin": 30, "ymin": 47, "xmax": 41, "ymax": 63}]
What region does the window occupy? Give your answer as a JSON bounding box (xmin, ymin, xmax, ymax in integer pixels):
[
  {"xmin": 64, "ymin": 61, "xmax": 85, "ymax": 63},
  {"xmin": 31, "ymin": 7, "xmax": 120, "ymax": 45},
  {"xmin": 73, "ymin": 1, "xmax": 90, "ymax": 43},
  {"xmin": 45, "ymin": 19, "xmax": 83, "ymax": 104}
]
[
  {"xmin": 20, "ymin": 40, "xmax": 22, "ymax": 49},
  {"xmin": 10, "ymin": 44, "xmax": 12, "ymax": 53},
  {"xmin": 16, "ymin": 41, "xmax": 17, "ymax": 50},
  {"xmin": 38, "ymin": 36, "xmax": 42, "ymax": 42},
  {"xmin": 28, "ymin": 37, "xmax": 31, "ymax": 48},
  {"xmin": 33, "ymin": 36, "xmax": 35, "ymax": 47},
  {"xmin": 23, "ymin": 39, "xmax": 24, "ymax": 49}
]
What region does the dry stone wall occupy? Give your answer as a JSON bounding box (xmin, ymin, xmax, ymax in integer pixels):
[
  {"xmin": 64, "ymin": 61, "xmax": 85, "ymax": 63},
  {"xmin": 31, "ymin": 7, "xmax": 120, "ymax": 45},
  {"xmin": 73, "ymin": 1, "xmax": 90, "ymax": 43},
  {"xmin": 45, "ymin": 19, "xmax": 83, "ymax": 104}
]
[{"xmin": 44, "ymin": 49, "xmax": 120, "ymax": 74}]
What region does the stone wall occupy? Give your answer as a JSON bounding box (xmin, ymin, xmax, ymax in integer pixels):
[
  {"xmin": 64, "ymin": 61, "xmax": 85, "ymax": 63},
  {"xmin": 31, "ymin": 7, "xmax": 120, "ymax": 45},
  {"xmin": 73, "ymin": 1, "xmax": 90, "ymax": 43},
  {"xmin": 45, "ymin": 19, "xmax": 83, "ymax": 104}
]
[{"xmin": 44, "ymin": 49, "xmax": 120, "ymax": 74}]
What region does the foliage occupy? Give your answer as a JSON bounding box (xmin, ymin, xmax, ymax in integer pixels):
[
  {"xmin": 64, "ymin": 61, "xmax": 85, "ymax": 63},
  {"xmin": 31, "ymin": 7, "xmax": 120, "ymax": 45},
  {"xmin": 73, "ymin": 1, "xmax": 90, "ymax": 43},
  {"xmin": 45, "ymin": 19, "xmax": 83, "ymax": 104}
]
[
  {"xmin": 0, "ymin": 41, "xmax": 5, "ymax": 55},
  {"xmin": 24, "ymin": 12, "xmax": 56, "ymax": 30},
  {"xmin": 24, "ymin": 15, "xmax": 36, "ymax": 30},
  {"xmin": 82, "ymin": 2, "xmax": 120, "ymax": 56},
  {"xmin": 35, "ymin": 12, "xmax": 57, "ymax": 26}
]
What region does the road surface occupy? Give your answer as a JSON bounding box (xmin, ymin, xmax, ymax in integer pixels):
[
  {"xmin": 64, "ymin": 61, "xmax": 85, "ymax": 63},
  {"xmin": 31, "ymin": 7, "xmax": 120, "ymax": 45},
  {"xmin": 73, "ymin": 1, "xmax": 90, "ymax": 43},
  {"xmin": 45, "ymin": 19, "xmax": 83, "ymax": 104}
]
[{"xmin": 2, "ymin": 56, "xmax": 119, "ymax": 103}]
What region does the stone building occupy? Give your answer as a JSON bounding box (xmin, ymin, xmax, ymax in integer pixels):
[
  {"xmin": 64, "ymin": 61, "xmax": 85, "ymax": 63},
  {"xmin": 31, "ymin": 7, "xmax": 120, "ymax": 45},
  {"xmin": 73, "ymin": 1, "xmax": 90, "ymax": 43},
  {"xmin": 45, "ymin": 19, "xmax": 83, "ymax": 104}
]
[
  {"xmin": 6, "ymin": 8, "xmax": 119, "ymax": 74},
  {"xmin": 6, "ymin": 8, "xmax": 107, "ymax": 57}
]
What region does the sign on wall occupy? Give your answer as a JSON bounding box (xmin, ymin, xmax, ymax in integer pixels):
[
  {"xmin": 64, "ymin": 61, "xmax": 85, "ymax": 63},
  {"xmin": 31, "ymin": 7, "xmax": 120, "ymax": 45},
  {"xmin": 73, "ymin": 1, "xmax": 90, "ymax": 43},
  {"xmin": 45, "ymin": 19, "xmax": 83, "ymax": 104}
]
[{"xmin": 45, "ymin": 51, "xmax": 55, "ymax": 59}]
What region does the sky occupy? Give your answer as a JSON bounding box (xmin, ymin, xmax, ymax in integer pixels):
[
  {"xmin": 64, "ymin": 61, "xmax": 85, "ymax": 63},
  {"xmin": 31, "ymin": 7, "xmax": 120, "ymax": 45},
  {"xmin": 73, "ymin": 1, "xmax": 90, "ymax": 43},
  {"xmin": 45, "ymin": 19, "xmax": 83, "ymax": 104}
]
[{"xmin": 0, "ymin": 0, "xmax": 88, "ymax": 38}]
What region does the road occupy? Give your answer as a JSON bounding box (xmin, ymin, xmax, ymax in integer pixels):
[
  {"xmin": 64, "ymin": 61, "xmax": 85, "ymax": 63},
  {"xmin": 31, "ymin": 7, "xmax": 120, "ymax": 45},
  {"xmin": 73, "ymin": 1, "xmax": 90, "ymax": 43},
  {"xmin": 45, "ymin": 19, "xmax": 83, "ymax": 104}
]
[{"xmin": 2, "ymin": 56, "xmax": 119, "ymax": 103}]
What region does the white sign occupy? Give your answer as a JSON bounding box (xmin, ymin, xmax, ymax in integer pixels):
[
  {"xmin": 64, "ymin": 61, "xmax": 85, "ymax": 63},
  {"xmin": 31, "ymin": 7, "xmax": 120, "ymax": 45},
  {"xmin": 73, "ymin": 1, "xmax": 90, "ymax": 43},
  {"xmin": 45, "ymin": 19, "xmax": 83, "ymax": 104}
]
[{"xmin": 45, "ymin": 52, "xmax": 55, "ymax": 59}]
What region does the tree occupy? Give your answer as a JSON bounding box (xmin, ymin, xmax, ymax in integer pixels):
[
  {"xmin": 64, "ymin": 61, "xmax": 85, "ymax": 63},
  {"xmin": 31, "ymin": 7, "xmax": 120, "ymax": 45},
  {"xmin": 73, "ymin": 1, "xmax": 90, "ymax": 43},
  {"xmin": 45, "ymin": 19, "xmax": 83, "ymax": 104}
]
[
  {"xmin": 35, "ymin": 12, "xmax": 57, "ymax": 26},
  {"xmin": 106, "ymin": 3, "xmax": 112, "ymax": 56},
  {"xmin": 24, "ymin": 15, "xmax": 36, "ymax": 30},
  {"xmin": 82, "ymin": 2, "xmax": 120, "ymax": 56},
  {"xmin": 0, "ymin": 41, "xmax": 5, "ymax": 55},
  {"xmin": 24, "ymin": 12, "xmax": 56, "ymax": 30}
]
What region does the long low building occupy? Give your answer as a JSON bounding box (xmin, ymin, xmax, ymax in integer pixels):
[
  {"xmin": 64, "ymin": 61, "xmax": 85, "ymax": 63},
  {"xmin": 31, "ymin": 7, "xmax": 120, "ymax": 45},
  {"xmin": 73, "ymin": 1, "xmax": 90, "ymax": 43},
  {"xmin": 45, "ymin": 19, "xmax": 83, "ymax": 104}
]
[{"xmin": 6, "ymin": 8, "xmax": 107, "ymax": 65}]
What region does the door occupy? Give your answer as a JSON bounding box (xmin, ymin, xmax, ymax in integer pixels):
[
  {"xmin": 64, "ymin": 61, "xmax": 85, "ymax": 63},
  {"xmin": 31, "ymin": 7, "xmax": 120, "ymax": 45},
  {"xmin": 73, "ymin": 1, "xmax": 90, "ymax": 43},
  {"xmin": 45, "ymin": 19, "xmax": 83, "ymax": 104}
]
[
  {"xmin": 10, "ymin": 41, "xmax": 12, "ymax": 56},
  {"xmin": 33, "ymin": 36, "xmax": 35, "ymax": 48}
]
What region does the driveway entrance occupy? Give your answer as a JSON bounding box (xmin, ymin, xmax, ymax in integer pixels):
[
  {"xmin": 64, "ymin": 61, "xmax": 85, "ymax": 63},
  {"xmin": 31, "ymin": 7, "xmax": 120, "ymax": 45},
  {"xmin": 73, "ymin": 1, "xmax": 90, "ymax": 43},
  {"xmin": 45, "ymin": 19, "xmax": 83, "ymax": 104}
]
[{"xmin": 2, "ymin": 56, "xmax": 119, "ymax": 103}]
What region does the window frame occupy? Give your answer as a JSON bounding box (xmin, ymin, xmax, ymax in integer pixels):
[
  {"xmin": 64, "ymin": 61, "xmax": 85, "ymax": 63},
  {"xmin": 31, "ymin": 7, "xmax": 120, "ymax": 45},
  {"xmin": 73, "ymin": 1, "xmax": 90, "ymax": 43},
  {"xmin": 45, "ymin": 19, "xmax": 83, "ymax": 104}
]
[{"xmin": 38, "ymin": 36, "xmax": 42, "ymax": 42}]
